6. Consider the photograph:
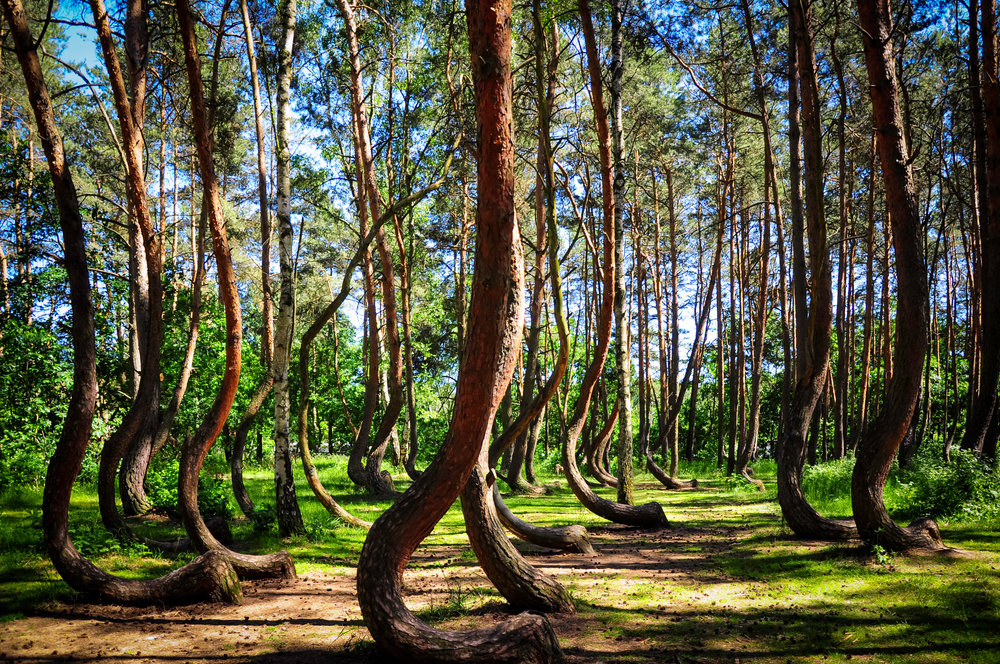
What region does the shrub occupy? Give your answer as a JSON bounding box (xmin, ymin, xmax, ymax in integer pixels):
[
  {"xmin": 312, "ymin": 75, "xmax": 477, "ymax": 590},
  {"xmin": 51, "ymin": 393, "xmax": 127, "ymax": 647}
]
[
  {"xmin": 145, "ymin": 459, "xmax": 234, "ymax": 518},
  {"xmin": 894, "ymin": 449, "xmax": 1000, "ymax": 522},
  {"xmin": 802, "ymin": 454, "xmax": 856, "ymax": 500}
]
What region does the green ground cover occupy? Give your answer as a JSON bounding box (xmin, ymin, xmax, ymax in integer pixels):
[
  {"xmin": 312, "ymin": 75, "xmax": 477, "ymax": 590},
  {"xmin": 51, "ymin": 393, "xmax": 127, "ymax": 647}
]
[{"xmin": 0, "ymin": 455, "xmax": 998, "ymax": 663}]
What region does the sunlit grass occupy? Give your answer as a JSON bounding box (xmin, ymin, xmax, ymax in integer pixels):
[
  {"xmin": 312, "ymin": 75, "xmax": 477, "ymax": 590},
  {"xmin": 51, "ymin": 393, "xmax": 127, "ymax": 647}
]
[{"xmin": 1, "ymin": 451, "xmax": 998, "ymax": 662}]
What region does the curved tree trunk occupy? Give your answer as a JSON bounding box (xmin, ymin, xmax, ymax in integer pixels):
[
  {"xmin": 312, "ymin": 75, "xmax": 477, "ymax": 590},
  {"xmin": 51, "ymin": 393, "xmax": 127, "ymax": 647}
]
[
  {"xmin": 493, "ymin": 485, "xmax": 594, "ymax": 554},
  {"xmin": 460, "ymin": 450, "xmax": 574, "ymax": 613},
  {"xmin": 852, "ymin": 0, "xmax": 942, "ymax": 551},
  {"xmin": 482, "ymin": 3, "xmax": 590, "ymax": 558},
  {"xmin": 557, "ymin": 0, "xmax": 668, "ymax": 530},
  {"xmin": 774, "ymin": 0, "xmax": 857, "ymax": 540},
  {"xmin": 644, "ymin": 448, "xmax": 697, "ymax": 490},
  {"xmin": 586, "ymin": 405, "xmax": 619, "ymax": 487},
  {"xmin": 116, "ymin": 0, "xmax": 155, "ymax": 518},
  {"xmin": 300, "ymin": 148, "xmax": 458, "ymax": 529},
  {"xmin": 355, "ymin": 0, "xmax": 563, "ymax": 658},
  {"xmin": 175, "ymin": 0, "xmax": 296, "ymax": 577},
  {"xmin": 2, "ymin": 0, "xmax": 243, "ymax": 605},
  {"xmin": 88, "ymin": 0, "xmax": 197, "ymax": 550},
  {"xmin": 335, "ymin": 0, "xmax": 404, "ymax": 498},
  {"xmin": 608, "ymin": 0, "xmax": 634, "ymax": 507},
  {"xmin": 232, "ymin": 375, "xmax": 272, "ymax": 519}
]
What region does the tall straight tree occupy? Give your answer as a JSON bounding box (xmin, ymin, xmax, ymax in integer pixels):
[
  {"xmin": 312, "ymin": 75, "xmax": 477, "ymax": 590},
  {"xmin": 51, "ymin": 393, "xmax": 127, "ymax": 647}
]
[
  {"xmin": 962, "ymin": 0, "xmax": 1000, "ymax": 459},
  {"xmin": 231, "ymin": 0, "xmax": 275, "ymax": 520},
  {"xmin": 852, "ymin": 0, "xmax": 943, "ymax": 551},
  {"xmin": 271, "ymin": 0, "xmax": 305, "ymax": 537},
  {"xmin": 609, "ymin": 0, "xmax": 634, "ymax": 505}
]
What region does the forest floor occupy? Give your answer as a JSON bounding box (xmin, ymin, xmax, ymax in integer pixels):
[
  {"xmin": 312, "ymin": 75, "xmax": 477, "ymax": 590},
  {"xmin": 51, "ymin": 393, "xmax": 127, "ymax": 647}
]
[{"xmin": 1, "ymin": 459, "xmax": 999, "ymax": 663}]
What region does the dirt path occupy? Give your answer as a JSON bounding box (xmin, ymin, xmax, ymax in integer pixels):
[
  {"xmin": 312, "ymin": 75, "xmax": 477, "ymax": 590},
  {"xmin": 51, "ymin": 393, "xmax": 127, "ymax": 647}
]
[
  {"xmin": 0, "ymin": 512, "xmax": 740, "ymax": 663},
  {"xmin": 2, "ymin": 487, "xmax": 997, "ymax": 663},
  {"xmin": 0, "ymin": 522, "xmax": 771, "ymax": 663}
]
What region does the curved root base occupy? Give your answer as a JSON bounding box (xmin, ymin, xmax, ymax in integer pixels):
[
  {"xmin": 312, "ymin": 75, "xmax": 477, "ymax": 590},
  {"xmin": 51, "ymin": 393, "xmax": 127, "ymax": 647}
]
[
  {"xmin": 593, "ymin": 497, "xmax": 670, "ymax": 528},
  {"xmin": 227, "ymin": 550, "xmax": 297, "ymax": 581},
  {"xmin": 646, "ymin": 451, "xmax": 698, "ymax": 490},
  {"xmin": 369, "ymin": 609, "xmax": 564, "ymax": 664},
  {"xmin": 494, "ymin": 487, "xmax": 595, "ymax": 555},
  {"xmin": 866, "ymin": 517, "xmax": 945, "ymax": 553}
]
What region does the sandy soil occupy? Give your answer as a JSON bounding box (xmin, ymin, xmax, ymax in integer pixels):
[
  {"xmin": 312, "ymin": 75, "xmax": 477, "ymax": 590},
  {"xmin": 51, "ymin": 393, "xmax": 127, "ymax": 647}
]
[
  {"xmin": 1, "ymin": 485, "xmax": 857, "ymax": 664},
  {"xmin": 0, "ymin": 514, "xmax": 752, "ymax": 664}
]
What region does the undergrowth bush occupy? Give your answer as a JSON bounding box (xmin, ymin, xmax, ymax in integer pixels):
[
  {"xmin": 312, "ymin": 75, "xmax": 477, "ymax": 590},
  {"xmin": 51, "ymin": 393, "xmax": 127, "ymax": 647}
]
[
  {"xmin": 145, "ymin": 459, "xmax": 234, "ymax": 518},
  {"xmin": 802, "ymin": 450, "xmax": 999, "ymax": 522},
  {"xmin": 894, "ymin": 449, "xmax": 1000, "ymax": 522},
  {"xmin": 802, "ymin": 455, "xmax": 855, "ymax": 500}
]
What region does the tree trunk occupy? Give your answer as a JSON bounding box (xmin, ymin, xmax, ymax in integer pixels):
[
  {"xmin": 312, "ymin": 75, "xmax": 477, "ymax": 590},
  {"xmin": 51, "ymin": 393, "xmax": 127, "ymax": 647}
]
[
  {"xmin": 355, "ymin": 1, "xmax": 563, "ymax": 658},
  {"xmin": 460, "ymin": 448, "xmax": 573, "ymax": 613},
  {"xmin": 853, "ymin": 137, "xmax": 878, "ymax": 451},
  {"xmin": 609, "ymin": 0, "xmax": 634, "ymax": 506},
  {"xmin": 493, "ymin": 484, "xmax": 594, "ymax": 554},
  {"xmin": 110, "ymin": 0, "xmax": 156, "ymax": 518},
  {"xmin": 557, "ymin": 0, "xmax": 668, "ymax": 529},
  {"xmin": 175, "ymin": 0, "xmax": 297, "ymax": 576},
  {"xmin": 90, "ymin": 0, "xmax": 182, "ymax": 546},
  {"xmin": 852, "ymin": 0, "xmax": 943, "ymax": 551},
  {"xmin": 735, "ymin": 0, "xmax": 779, "ymax": 487},
  {"xmin": 3, "ymin": 0, "xmax": 242, "ymax": 604},
  {"xmin": 230, "ymin": 0, "xmax": 276, "ymax": 521},
  {"xmin": 962, "ymin": 0, "xmax": 1000, "ymax": 457},
  {"xmin": 232, "ymin": 375, "xmax": 272, "ymax": 520},
  {"xmin": 831, "ymin": 4, "xmax": 850, "ymax": 459},
  {"xmin": 666, "ymin": 168, "xmax": 680, "ymax": 478},
  {"xmin": 270, "ymin": 0, "xmax": 305, "ymax": 538},
  {"xmin": 775, "ymin": 0, "xmax": 856, "ymax": 539},
  {"xmin": 335, "ymin": 0, "xmax": 404, "ymax": 496}
]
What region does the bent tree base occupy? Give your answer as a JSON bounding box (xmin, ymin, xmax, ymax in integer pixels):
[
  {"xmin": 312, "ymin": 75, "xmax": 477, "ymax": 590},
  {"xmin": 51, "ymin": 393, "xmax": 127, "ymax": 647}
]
[
  {"xmin": 461, "ymin": 459, "xmax": 575, "ymax": 613},
  {"xmin": 493, "ymin": 485, "xmax": 595, "ymax": 555},
  {"xmin": 645, "ymin": 450, "xmax": 698, "ymax": 491}
]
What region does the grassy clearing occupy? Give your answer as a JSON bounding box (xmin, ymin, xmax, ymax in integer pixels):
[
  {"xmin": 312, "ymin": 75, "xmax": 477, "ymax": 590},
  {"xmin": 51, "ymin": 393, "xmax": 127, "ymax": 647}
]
[{"xmin": 1, "ymin": 454, "xmax": 998, "ymax": 662}]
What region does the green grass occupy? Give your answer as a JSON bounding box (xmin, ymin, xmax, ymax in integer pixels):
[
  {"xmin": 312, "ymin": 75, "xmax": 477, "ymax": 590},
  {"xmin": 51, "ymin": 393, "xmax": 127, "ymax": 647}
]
[{"xmin": 1, "ymin": 453, "xmax": 999, "ymax": 663}]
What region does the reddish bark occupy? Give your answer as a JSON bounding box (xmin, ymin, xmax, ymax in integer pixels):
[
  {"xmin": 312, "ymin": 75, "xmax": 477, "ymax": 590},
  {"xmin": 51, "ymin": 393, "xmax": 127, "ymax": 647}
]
[
  {"xmin": 175, "ymin": 0, "xmax": 296, "ymax": 577},
  {"xmin": 2, "ymin": 0, "xmax": 241, "ymax": 604},
  {"xmin": 775, "ymin": 0, "xmax": 857, "ymax": 540},
  {"xmin": 555, "ymin": 0, "xmax": 668, "ymax": 529},
  {"xmin": 852, "ymin": 0, "xmax": 943, "ymax": 551},
  {"xmin": 355, "ymin": 0, "xmax": 564, "ymax": 660}
]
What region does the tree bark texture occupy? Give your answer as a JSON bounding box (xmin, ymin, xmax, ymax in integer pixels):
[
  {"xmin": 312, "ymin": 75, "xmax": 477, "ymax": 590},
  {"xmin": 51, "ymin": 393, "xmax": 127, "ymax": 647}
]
[
  {"xmin": 774, "ymin": 0, "xmax": 857, "ymax": 540},
  {"xmin": 271, "ymin": 0, "xmax": 306, "ymax": 538},
  {"xmin": 2, "ymin": 0, "xmax": 243, "ymax": 605},
  {"xmin": 557, "ymin": 0, "xmax": 668, "ymax": 530},
  {"xmin": 852, "ymin": 0, "xmax": 943, "ymax": 551},
  {"xmin": 175, "ymin": 0, "xmax": 297, "ymax": 576},
  {"xmin": 356, "ymin": 1, "xmax": 564, "ymax": 659},
  {"xmin": 493, "ymin": 485, "xmax": 595, "ymax": 554},
  {"xmin": 336, "ymin": 0, "xmax": 405, "ymax": 496},
  {"xmin": 962, "ymin": 0, "xmax": 1000, "ymax": 457},
  {"xmin": 609, "ymin": 0, "xmax": 634, "ymax": 506}
]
